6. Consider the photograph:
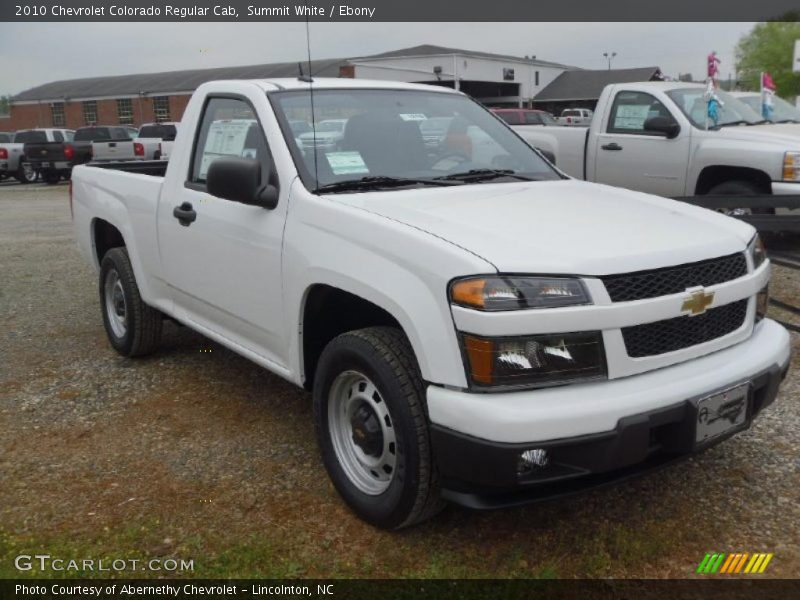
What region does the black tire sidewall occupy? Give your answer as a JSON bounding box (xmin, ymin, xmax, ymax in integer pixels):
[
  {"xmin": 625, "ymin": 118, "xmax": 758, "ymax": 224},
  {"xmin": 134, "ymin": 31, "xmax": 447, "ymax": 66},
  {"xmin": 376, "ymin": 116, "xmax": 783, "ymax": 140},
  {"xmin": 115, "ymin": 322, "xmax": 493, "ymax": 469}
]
[
  {"xmin": 708, "ymin": 180, "xmax": 775, "ymax": 215},
  {"xmin": 314, "ymin": 335, "xmax": 423, "ymax": 529},
  {"xmin": 99, "ymin": 249, "xmax": 138, "ymax": 356}
]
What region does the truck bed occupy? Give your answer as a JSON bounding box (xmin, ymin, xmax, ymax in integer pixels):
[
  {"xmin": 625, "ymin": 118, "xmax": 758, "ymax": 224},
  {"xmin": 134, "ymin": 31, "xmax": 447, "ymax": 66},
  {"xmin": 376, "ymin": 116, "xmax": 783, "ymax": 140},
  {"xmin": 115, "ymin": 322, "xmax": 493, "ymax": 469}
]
[
  {"xmin": 513, "ymin": 125, "xmax": 589, "ymax": 179},
  {"xmin": 87, "ymin": 160, "xmax": 168, "ymax": 177}
]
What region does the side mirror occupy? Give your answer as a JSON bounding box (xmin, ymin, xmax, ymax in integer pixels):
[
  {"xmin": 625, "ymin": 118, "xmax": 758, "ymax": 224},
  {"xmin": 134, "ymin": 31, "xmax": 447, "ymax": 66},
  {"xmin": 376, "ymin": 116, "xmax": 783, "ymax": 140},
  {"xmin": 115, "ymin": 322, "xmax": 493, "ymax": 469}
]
[
  {"xmin": 643, "ymin": 116, "xmax": 680, "ymax": 139},
  {"xmin": 206, "ymin": 156, "xmax": 279, "ymax": 209}
]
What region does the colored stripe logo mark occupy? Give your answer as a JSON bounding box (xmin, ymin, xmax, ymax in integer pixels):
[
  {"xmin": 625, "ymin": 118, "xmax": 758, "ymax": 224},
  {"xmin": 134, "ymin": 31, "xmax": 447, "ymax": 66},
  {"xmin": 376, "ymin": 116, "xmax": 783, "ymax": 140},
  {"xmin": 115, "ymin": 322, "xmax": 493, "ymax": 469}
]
[{"xmin": 696, "ymin": 552, "xmax": 773, "ymax": 574}]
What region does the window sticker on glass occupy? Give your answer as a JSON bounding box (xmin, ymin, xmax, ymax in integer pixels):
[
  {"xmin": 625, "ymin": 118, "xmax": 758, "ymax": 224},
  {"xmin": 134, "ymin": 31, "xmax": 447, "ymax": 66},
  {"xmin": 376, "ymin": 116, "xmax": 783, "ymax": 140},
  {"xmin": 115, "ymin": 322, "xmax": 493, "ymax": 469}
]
[
  {"xmin": 198, "ymin": 119, "xmax": 255, "ymax": 179},
  {"xmin": 613, "ymin": 104, "xmax": 651, "ymax": 130},
  {"xmin": 399, "ymin": 113, "xmax": 428, "ymax": 121},
  {"xmin": 326, "ymin": 151, "xmax": 370, "ymax": 175}
]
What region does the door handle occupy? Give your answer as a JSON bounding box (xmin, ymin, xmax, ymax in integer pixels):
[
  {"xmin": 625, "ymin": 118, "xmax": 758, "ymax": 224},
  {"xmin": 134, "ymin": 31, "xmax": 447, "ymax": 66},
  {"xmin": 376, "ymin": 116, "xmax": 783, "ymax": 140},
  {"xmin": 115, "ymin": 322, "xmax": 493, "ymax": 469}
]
[
  {"xmin": 601, "ymin": 143, "xmax": 623, "ymax": 151},
  {"xmin": 173, "ymin": 202, "xmax": 197, "ymax": 226}
]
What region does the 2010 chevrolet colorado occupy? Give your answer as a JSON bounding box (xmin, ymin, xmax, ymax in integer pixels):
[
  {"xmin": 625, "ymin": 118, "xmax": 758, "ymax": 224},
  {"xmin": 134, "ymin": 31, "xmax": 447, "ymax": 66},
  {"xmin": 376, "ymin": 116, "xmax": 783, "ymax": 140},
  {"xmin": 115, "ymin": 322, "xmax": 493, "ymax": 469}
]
[{"xmin": 71, "ymin": 78, "xmax": 791, "ymax": 529}]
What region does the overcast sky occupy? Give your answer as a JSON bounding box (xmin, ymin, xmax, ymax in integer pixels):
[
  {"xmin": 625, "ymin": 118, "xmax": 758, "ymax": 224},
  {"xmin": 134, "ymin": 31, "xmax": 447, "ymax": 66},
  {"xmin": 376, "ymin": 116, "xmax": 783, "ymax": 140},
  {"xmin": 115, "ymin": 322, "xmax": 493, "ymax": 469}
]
[{"xmin": 0, "ymin": 22, "xmax": 755, "ymax": 97}]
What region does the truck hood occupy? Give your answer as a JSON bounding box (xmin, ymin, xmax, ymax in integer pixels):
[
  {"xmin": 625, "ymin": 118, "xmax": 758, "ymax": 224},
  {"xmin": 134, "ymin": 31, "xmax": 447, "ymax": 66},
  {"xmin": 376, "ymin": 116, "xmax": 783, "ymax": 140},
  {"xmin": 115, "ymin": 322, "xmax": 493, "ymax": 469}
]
[
  {"xmin": 748, "ymin": 123, "xmax": 800, "ymax": 137},
  {"xmin": 714, "ymin": 124, "xmax": 800, "ymax": 147},
  {"xmin": 333, "ymin": 179, "xmax": 754, "ymax": 274}
]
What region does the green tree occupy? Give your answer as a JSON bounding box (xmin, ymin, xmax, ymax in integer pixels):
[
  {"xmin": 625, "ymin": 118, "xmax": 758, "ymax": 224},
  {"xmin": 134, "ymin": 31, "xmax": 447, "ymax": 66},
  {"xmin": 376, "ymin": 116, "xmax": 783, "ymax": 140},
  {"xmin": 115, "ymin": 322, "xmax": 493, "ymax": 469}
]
[{"xmin": 735, "ymin": 19, "xmax": 800, "ymax": 96}]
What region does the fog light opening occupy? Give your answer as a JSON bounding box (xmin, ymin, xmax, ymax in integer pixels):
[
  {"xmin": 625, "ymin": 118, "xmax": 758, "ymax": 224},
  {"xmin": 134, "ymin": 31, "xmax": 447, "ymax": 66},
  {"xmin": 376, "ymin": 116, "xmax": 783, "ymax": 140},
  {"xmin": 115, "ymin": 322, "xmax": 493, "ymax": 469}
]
[{"xmin": 518, "ymin": 448, "xmax": 550, "ymax": 474}]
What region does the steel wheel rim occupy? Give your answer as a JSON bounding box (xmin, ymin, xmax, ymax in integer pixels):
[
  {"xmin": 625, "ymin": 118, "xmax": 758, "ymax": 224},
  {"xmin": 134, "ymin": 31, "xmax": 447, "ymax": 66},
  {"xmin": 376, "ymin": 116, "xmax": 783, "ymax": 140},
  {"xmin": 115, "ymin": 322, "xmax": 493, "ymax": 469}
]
[
  {"xmin": 104, "ymin": 269, "xmax": 127, "ymax": 338},
  {"xmin": 328, "ymin": 370, "xmax": 397, "ymax": 495}
]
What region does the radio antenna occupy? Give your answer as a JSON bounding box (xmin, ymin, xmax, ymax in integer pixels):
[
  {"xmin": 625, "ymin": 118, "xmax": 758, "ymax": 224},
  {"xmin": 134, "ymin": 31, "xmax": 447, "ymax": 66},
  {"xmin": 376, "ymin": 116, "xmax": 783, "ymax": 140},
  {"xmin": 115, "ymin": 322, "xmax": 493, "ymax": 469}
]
[{"xmin": 303, "ymin": 14, "xmax": 319, "ymax": 191}]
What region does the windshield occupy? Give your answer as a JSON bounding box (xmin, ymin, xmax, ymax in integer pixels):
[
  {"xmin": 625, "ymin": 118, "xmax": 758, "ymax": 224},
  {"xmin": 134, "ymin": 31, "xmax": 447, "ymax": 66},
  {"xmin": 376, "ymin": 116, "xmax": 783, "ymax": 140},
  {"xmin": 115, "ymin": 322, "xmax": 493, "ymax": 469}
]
[
  {"xmin": 562, "ymin": 110, "xmax": 581, "ymax": 117},
  {"xmin": 666, "ymin": 88, "xmax": 764, "ymax": 128},
  {"xmin": 271, "ymin": 88, "xmax": 560, "ymax": 192},
  {"xmin": 738, "ymin": 94, "xmax": 800, "ymax": 123},
  {"xmin": 0, "ymin": 133, "xmax": 11, "ymax": 143},
  {"xmin": 540, "ymin": 112, "xmax": 558, "ymax": 125}
]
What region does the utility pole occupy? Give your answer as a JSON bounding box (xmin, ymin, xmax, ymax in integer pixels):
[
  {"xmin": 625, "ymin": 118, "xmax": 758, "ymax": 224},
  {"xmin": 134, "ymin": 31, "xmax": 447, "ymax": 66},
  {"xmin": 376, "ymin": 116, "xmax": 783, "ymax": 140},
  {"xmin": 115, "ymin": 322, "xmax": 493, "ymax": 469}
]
[{"xmin": 603, "ymin": 52, "xmax": 617, "ymax": 70}]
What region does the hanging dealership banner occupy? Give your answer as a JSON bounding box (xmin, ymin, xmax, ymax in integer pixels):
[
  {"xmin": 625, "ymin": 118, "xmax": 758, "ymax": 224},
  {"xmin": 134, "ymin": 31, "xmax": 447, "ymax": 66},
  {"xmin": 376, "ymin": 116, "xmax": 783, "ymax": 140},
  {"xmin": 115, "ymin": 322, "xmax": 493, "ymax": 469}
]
[{"xmin": 2, "ymin": 0, "xmax": 800, "ymax": 21}]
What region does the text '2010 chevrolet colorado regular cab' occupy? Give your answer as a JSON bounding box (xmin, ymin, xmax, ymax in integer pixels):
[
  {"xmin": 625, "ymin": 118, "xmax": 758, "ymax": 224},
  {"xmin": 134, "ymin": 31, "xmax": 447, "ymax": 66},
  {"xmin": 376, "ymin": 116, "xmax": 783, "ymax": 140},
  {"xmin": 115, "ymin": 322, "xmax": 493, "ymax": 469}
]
[{"xmin": 71, "ymin": 78, "xmax": 791, "ymax": 529}]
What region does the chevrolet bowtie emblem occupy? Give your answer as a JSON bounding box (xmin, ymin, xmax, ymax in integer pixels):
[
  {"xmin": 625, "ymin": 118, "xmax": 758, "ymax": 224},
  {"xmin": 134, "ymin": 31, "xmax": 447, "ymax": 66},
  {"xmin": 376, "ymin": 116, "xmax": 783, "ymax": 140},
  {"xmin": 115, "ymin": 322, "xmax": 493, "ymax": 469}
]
[{"xmin": 682, "ymin": 289, "xmax": 715, "ymax": 316}]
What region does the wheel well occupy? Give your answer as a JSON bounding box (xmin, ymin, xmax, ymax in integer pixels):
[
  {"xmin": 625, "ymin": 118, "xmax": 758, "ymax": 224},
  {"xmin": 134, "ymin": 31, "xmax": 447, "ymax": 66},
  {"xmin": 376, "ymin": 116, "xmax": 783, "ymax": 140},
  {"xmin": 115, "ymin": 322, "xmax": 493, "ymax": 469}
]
[
  {"xmin": 695, "ymin": 166, "xmax": 771, "ymax": 195},
  {"xmin": 93, "ymin": 219, "xmax": 125, "ymax": 265},
  {"xmin": 302, "ymin": 285, "xmax": 402, "ymax": 390}
]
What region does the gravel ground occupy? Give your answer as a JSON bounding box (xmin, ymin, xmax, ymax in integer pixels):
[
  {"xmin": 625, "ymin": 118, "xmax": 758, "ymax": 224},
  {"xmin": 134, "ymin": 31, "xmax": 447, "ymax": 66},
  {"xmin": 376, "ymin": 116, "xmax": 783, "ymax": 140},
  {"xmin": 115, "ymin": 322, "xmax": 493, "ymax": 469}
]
[{"xmin": 1, "ymin": 184, "xmax": 798, "ymax": 579}]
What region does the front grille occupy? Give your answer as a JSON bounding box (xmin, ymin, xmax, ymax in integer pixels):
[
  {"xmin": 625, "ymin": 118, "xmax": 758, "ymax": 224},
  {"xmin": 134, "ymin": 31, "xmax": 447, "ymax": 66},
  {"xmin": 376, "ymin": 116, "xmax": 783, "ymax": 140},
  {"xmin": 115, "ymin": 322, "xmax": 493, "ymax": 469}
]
[
  {"xmin": 602, "ymin": 253, "xmax": 747, "ymax": 302},
  {"xmin": 622, "ymin": 300, "xmax": 748, "ymax": 358}
]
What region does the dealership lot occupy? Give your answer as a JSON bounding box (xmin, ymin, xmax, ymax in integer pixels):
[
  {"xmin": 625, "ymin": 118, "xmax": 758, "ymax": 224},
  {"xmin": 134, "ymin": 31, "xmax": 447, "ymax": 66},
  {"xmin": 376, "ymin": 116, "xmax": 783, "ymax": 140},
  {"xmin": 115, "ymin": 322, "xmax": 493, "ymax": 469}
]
[{"xmin": 1, "ymin": 185, "xmax": 799, "ymax": 578}]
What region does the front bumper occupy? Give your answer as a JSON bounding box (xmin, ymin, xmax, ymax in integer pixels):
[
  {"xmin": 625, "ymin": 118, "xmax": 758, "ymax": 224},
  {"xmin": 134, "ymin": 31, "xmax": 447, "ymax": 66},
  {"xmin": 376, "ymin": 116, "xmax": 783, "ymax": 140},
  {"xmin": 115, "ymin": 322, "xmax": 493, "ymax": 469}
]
[{"xmin": 427, "ymin": 318, "xmax": 791, "ymax": 508}]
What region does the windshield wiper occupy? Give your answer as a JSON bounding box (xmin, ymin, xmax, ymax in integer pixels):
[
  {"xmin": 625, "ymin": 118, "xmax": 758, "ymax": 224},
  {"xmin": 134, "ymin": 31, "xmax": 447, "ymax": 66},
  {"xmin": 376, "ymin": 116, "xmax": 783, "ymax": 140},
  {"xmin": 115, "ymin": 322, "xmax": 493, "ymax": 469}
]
[
  {"xmin": 433, "ymin": 168, "xmax": 539, "ymax": 182},
  {"xmin": 716, "ymin": 120, "xmax": 754, "ymax": 128},
  {"xmin": 315, "ymin": 175, "xmax": 460, "ymax": 194}
]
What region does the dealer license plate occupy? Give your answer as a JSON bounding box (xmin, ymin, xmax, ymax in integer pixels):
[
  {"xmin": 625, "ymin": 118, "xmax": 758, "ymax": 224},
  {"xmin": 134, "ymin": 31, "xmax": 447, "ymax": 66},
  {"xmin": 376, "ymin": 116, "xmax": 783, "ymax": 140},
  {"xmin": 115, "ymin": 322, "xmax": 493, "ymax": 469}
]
[{"xmin": 695, "ymin": 383, "xmax": 749, "ymax": 445}]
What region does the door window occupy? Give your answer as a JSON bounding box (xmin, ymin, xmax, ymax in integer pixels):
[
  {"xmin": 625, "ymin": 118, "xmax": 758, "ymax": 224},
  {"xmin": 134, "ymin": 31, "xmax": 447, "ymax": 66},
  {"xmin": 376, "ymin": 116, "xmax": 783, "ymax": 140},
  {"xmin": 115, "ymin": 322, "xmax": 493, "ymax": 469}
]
[
  {"xmin": 53, "ymin": 131, "xmax": 64, "ymax": 143},
  {"xmin": 607, "ymin": 92, "xmax": 674, "ymax": 135},
  {"xmin": 190, "ymin": 97, "xmax": 272, "ymax": 186},
  {"xmin": 524, "ymin": 112, "xmax": 543, "ymax": 125}
]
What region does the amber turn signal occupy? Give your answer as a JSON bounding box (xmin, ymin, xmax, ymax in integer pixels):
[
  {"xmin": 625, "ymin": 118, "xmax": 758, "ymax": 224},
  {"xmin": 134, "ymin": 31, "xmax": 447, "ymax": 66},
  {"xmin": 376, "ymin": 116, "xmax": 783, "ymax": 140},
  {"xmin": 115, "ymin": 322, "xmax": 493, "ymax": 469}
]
[{"xmin": 451, "ymin": 278, "xmax": 487, "ymax": 309}]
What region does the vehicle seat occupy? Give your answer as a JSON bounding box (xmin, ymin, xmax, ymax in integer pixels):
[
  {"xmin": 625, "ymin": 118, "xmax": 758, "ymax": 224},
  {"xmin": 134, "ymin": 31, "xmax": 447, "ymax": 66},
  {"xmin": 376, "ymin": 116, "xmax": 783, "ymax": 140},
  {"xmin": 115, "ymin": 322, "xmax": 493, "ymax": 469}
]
[{"xmin": 341, "ymin": 112, "xmax": 428, "ymax": 174}]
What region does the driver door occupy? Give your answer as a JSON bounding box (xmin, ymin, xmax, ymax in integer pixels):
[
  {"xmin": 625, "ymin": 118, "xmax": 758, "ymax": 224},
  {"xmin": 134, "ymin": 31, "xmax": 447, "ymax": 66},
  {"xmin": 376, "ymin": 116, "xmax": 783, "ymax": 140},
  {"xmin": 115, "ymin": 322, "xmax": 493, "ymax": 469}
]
[
  {"xmin": 592, "ymin": 91, "xmax": 690, "ymax": 197},
  {"xmin": 156, "ymin": 95, "xmax": 290, "ymax": 368}
]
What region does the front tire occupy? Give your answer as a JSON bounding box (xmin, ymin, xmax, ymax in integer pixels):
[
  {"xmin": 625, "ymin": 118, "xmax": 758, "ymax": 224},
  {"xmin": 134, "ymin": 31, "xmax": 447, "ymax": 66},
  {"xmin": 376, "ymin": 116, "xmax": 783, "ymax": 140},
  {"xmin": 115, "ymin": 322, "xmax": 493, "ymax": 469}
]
[
  {"xmin": 99, "ymin": 247, "xmax": 162, "ymax": 357},
  {"xmin": 708, "ymin": 180, "xmax": 774, "ymax": 216},
  {"xmin": 313, "ymin": 327, "xmax": 444, "ymax": 529}
]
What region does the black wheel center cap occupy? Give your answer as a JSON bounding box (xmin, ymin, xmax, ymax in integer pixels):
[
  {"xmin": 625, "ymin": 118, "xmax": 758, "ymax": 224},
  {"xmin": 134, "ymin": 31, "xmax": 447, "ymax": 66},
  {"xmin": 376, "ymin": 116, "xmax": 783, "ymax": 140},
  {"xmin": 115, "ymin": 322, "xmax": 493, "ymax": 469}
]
[{"xmin": 351, "ymin": 404, "xmax": 383, "ymax": 457}]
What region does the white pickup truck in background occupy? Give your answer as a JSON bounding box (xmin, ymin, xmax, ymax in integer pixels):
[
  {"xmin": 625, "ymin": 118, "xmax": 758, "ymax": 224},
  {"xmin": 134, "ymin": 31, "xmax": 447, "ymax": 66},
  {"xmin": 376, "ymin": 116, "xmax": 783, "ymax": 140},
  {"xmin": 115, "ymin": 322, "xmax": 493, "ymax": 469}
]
[
  {"xmin": 557, "ymin": 108, "xmax": 593, "ymax": 126},
  {"xmin": 137, "ymin": 122, "xmax": 180, "ymax": 160},
  {"xmin": 91, "ymin": 126, "xmax": 161, "ymax": 162},
  {"xmin": 514, "ymin": 82, "xmax": 800, "ymax": 207},
  {"xmin": 71, "ymin": 77, "xmax": 790, "ymax": 529}
]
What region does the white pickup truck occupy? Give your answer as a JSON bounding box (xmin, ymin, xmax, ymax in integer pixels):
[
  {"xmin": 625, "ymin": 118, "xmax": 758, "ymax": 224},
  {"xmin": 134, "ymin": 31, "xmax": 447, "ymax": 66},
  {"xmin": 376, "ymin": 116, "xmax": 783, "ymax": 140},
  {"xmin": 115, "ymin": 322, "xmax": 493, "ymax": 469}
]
[
  {"xmin": 71, "ymin": 78, "xmax": 791, "ymax": 529},
  {"xmin": 515, "ymin": 82, "xmax": 800, "ymax": 205},
  {"xmin": 557, "ymin": 108, "xmax": 593, "ymax": 127}
]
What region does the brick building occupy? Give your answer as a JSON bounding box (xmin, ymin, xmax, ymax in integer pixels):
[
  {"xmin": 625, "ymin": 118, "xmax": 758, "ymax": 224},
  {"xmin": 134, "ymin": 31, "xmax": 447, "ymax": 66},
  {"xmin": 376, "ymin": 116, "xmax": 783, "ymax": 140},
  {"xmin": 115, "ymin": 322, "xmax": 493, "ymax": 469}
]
[{"xmin": 1, "ymin": 45, "xmax": 578, "ymax": 132}]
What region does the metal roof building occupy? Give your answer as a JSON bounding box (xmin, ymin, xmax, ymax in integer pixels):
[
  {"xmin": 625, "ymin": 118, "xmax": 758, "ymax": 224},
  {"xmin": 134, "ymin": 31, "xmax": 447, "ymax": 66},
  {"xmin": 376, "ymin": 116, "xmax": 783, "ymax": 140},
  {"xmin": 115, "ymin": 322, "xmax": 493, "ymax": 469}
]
[{"xmin": 532, "ymin": 66, "xmax": 663, "ymax": 113}]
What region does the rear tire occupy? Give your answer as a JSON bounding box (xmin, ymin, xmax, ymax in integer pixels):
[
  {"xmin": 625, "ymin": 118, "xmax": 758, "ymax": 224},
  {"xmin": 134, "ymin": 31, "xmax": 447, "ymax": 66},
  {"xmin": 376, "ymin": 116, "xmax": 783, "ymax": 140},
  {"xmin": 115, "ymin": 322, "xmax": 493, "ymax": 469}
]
[
  {"xmin": 707, "ymin": 180, "xmax": 774, "ymax": 216},
  {"xmin": 99, "ymin": 247, "xmax": 162, "ymax": 357},
  {"xmin": 313, "ymin": 327, "xmax": 445, "ymax": 529},
  {"xmin": 16, "ymin": 160, "xmax": 37, "ymax": 184}
]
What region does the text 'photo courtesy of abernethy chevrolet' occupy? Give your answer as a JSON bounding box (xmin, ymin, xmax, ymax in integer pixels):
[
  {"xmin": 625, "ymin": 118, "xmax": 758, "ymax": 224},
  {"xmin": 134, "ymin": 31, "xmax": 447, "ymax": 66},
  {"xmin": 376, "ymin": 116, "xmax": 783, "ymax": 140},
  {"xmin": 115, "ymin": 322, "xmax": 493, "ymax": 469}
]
[{"xmin": 2, "ymin": 4, "xmax": 800, "ymax": 589}]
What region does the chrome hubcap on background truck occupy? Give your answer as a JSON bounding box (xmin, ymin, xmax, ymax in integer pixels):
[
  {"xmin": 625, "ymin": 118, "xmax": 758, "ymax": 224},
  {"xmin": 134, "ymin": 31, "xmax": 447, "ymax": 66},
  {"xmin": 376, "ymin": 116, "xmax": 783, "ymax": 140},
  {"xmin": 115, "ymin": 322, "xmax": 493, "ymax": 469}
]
[{"xmin": 328, "ymin": 371, "xmax": 397, "ymax": 495}]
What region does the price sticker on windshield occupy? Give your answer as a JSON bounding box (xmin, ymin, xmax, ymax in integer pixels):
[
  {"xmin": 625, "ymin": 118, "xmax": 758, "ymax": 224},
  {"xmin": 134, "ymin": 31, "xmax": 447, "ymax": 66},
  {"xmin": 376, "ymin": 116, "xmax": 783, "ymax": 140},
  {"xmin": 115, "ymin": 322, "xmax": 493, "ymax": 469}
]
[
  {"xmin": 399, "ymin": 113, "xmax": 428, "ymax": 121},
  {"xmin": 325, "ymin": 151, "xmax": 370, "ymax": 175}
]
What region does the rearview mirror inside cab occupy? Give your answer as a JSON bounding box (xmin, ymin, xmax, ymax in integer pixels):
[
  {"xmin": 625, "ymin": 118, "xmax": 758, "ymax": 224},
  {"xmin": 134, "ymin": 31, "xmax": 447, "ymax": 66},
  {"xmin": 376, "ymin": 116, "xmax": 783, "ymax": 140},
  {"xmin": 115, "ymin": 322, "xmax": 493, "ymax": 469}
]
[
  {"xmin": 643, "ymin": 116, "xmax": 680, "ymax": 139},
  {"xmin": 206, "ymin": 157, "xmax": 278, "ymax": 209}
]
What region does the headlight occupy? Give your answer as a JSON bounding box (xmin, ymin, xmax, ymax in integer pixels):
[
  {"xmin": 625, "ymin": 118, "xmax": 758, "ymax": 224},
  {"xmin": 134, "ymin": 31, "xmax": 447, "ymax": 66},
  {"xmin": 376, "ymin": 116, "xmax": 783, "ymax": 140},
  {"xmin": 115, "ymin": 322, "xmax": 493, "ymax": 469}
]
[
  {"xmin": 461, "ymin": 331, "xmax": 606, "ymax": 388},
  {"xmin": 748, "ymin": 234, "xmax": 766, "ymax": 270},
  {"xmin": 784, "ymin": 151, "xmax": 800, "ymax": 181},
  {"xmin": 450, "ymin": 276, "xmax": 590, "ymax": 311}
]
